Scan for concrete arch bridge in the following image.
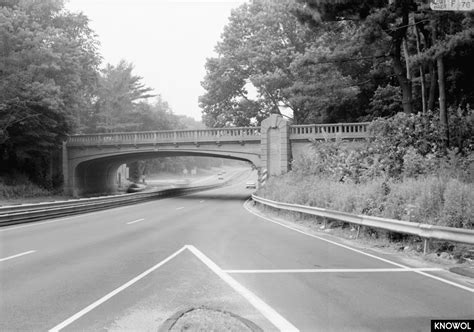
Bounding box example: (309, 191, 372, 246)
(63, 115, 370, 196)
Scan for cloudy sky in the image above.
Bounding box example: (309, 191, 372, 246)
(66, 0, 247, 120)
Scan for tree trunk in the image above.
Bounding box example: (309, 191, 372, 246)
(392, 7, 413, 114)
(427, 61, 437, 111)
(414, 25, 427, 114)
(419, 22, 436, 111)
(393, 40, 413, 114)
(403, 38, 412, 81)
(431, 15, 449, 148)
(437, 56, 449, 148)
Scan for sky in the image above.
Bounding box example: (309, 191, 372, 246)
(65, 0, 247, 121)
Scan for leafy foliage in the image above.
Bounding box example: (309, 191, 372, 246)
(292, 109, 473, 183)
(0, 0, 101, 186)
(199, 0, 362, 126)
(368, 84, 403, 117)
(87, 61, 155, 133)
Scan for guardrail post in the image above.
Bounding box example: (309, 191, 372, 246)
(356, 225, 361, 239)
(423, 238, 430, 254)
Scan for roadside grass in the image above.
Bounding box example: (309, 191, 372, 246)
(257, 173, 474, 262)
(258, 173, 473, 228)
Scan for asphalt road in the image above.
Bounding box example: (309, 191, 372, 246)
(1, 170, 473, 331)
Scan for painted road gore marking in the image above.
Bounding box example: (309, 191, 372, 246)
(48, 246, 188, 332)
(48, 245, 298, 332)
(186, 245, 299, 332)
(0, 250, 36, 262)
(244, 199, 474, 293)
(126, 218, 144, 225)
(224, 268, 444, 274)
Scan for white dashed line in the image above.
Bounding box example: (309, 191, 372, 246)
(126, 218, 144, 225)
(176, 207, 184, 210)
(199, 200, 205, 203)
(0, 250, 36, 262)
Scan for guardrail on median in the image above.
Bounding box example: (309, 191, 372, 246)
(0, 183, 226, 227)
(252, 194, 474, 252)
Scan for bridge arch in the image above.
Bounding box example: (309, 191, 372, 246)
(67, 148, 261, 196)
(63, 115, 370, 196)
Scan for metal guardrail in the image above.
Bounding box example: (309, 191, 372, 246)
(252, 195, 474, 248)
(0, 183, 226, 227)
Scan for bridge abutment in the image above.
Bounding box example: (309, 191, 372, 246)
(260, 114, 291, 176)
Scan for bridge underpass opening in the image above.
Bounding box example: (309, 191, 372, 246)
(70, 151, 259, 196)
(64, 115, 370, 196)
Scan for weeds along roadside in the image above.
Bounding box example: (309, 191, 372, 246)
(256, 111, 473, 263)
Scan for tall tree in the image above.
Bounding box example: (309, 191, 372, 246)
(0, 0, 100, 186)
(295, 0, 416, 114)
(200, 0, 320, 126)
(89, 60, 154, 133)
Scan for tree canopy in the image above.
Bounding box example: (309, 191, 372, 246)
(0, 0, 101, 186)
(0, 0, 198, 188)
(200, 0, 473, 133)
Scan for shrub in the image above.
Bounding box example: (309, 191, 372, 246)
(0, 176, 51, 199)
(442, 179, 474, 228)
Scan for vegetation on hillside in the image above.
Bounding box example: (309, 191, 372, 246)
(200, 0, 473, 137)
(258, 110, 473, 230)
(1, 0, 473, 198)
(0, 0, 206, 195)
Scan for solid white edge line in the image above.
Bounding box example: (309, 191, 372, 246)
(0, 250, 36, 262)
(224, 268, 444, 274)
(244, 199, 474, 293)
(126, 218, 144, 225)
(48, 246, 188, 332)
(186, 245, 299, 332)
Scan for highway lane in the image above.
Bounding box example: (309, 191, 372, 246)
(0, 171, 473, 331)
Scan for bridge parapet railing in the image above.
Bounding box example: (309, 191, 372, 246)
(67, 127, 262, 146)
(290, 122, 371, 140)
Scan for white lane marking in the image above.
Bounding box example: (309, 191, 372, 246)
(244, 199, 474, 293)
(224, 268, 443, 274)
(0, 250, 36, 262)
(48, 246, 187, 332)
(199, 200, 205, 203)
(186, 245, 299, 332)
(126, 218, 144, 225)
(176, 207, 184, 210)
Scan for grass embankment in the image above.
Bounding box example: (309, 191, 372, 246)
(259, 173, 473, 229)
(257, 173, 473, 262)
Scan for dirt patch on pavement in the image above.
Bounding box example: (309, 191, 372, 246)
(159, 307, 263, 332)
